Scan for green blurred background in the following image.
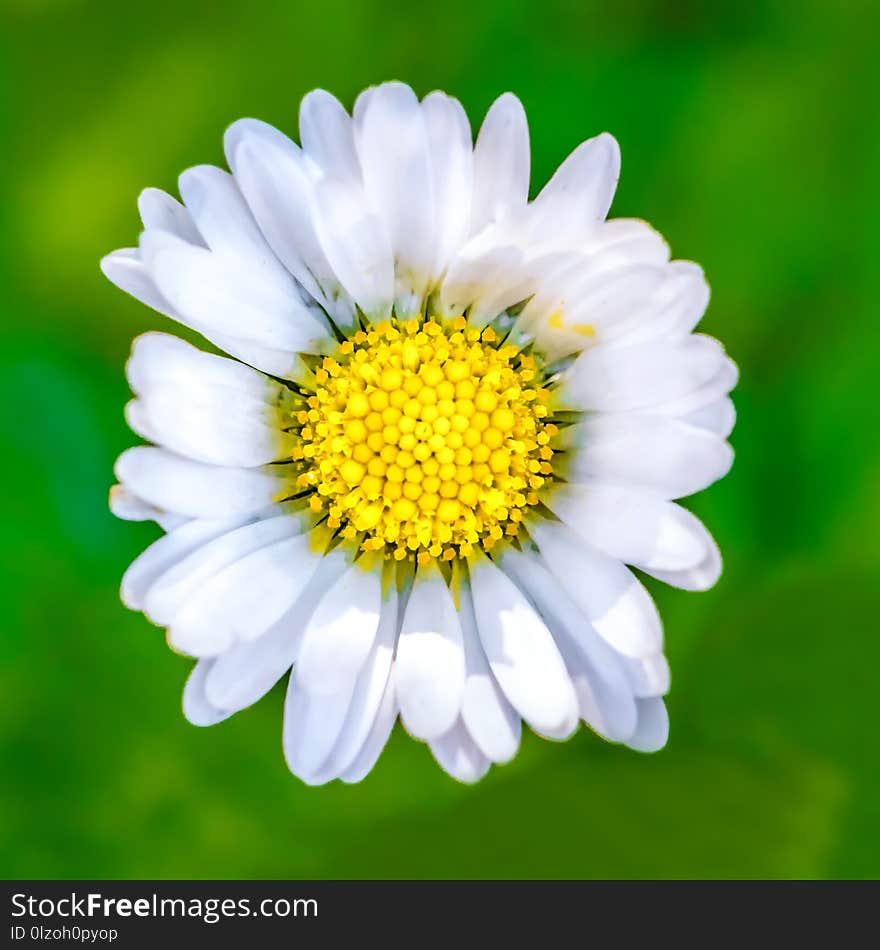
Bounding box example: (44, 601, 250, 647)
(2, 0, 878, 879)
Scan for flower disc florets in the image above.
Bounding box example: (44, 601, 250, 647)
(291, 316, 557, 562)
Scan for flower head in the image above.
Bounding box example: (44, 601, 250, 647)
(104, 82, 736, 784)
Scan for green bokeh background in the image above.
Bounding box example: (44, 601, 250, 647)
(2, 0, 878, 879)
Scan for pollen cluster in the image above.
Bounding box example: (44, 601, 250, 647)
(290, 317, 556, 562)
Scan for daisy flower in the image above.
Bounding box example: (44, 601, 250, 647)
(103, 82, 737, 784)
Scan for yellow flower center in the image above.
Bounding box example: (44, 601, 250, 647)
(290, 316, 557, 563)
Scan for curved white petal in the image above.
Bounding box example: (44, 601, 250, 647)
(101, 248, 176, 319)
(339, 668, 398, 784)
(126, 333, 299, 465)
(142, 507, 310, 626)
(437, 244, 526, 321)
(282, 571, 392, 785)
(226, 120, 357, 331)
(458, 579, 521, 763)
(167, 530, 325, 657)
(355, 82, 435, 310)
(618, 261, 710, 343)
(498, 547, 638, 742)
(110, 483, 180, 529)
(138, 188, 203, 244)
(130, 392, 292, 468)
(524, 132, 620, 242)
(471, 93, 529, 232)
(429, 720, 491, 784)
(204, 549, 349, 712)
(313, 590, 400, 781)
(621, 654, 671, 699)
(177, 165, 289, 284)
(139, 230, 330, 354)
(469, 553, 578, 740)
(115, 447, 291, 519)
(102, 250, 303, 377)
(530, 265, 668, 360)
(529, 521, 663, 659)
(395, 567, 465, 741)
(299, 89, 362, 185)
(626, 697, 669, 752)
(423, 91, 473, 276)
(121, 516, 245, 611)
(652, 357, 739, 418)
(682, 396, 736, 439)
(283, 671, 353, 783)
(557, 413, 734, 499)
(295, 563, 382, 696)
(312, 176, 394, 320)
(562, 335, 726, 412)
(645, 537, 723, 592)
(183, 660, 230, 726)
(127, 332, 273, 400)
(547, 483, 721, 590)
(582, 218, 670, 266)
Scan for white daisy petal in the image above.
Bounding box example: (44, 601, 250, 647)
(120, 516, 246, 611)
(621, 654, 671, 699)
(125, 333, 301, 459)
(429, 720, 491, 784)
(529, 521, 663, 659)
(295, 563, 383, 696)
(137, 188, 203, 244)
(498, 547, 638, 742)
(114, 447, 291, 519)
(283, 671, 353, 783)
(524, 132, 620, 241)
(299, 88, 362, 185)
(101, 251, 303, 378)
(395, 566, 465, 741)
(282, 573, 393, 785)
(529, 265, 669, 360)
(620, 261, 710, 343)
(423, 91, 473, 276)
(557, 413, 734, 499)
(554, 636, 635, 743)
(100, 249, 176, 319)
(582, 218, 670, 266)
(339, 668, 398, 784)
(626, 697, 670, 752)
(139, 229, 330, 354)
(469, 553, 578, 740)
(312, 176, 394, 320)
(167, 530, 325, 657)
(182, 660, 230, 727)
(561, 335, 726, 412)
(203, 550, 350, 712)
(645, 536, 723, 592)
(547, 483, 722, 589)
(355, 82, 435, 310)
(682, 396, 736, 439)
(652, 357, 739, 418)
(314, 590, 399, 781)
(127, 332, 274, 400)
(129, 392, 293, 468)
(458, 579, 521, 764)
(177, 165, 285, 277)
(142, 507, 311, 627)
(437, 244, 526, 321)
(471, 92, 529, 232)
(226, 120, 357, 331)
(109, 483, 178, 528)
